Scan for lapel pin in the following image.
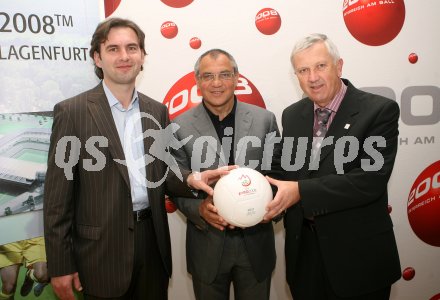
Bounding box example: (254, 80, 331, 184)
(344, 124, 351, 129)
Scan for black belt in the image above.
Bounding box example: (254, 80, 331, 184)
(303, 218, 316, 232)
(133, 207, 152, 222)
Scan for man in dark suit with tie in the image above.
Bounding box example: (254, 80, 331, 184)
(171, 49, 282, 300)
(43, 18, 230, 300)
(264, 33, 401, 299)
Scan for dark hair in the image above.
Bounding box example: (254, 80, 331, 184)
(89, 18, 146, 79)
(194, 48, 238, 77)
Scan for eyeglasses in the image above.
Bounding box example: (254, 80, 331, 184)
(198, 72, 235, 82)
(295, 63, 328, 77)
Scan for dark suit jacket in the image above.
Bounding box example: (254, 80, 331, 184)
(172, 101, 280, 284)
(282, 79, 401, 297)
(43, 83, 193, 297)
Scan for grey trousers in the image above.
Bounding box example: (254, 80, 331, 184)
(192, 229, 271, 300)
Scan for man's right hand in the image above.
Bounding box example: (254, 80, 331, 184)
(199, 196, 230, 231)
(51, 272, 82, 300)
(187, 165, 238, 196)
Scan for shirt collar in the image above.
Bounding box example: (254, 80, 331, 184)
(203, 96, 237, 122)
(313, 79, 347, 113)
(103, 81, 139, 110)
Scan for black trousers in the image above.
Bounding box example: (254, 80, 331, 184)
(289, 221, 391, 300)
(192, 229, 271, 300)
(84, 215, 168, 300)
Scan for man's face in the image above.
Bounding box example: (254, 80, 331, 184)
(196, 54, 238, 113)
(292, 41, 343, 107)
(94, 27, 145, 88)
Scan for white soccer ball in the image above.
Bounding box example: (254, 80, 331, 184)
(213, 167, 273, 228)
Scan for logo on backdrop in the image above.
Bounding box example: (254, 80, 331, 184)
(255, 8, 282, 35)
(162, 71, 266, 120)
(161, 21, 179, 39)
(407, 160, 440, 247)
(342, 0, 405, 46)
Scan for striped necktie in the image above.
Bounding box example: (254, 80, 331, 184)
(312, 108, 332, 161)
(314, 108, 331, 137)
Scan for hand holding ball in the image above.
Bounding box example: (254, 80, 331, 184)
(213, 168, 273, 228)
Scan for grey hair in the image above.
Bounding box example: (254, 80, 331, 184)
(194, 49, 238, 77)
(290, 33, 340, 65)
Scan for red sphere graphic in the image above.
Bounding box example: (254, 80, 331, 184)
(402, 267, 415, 281)
(430, 293, 440, 300)
(160, 0, 193, 8)
(165, 197, 177, 213)
(387, 204, 392, 214)
(189, 37, 202, 49)
(163, 72, 266, 120)
(104, 0, 121, 17)
(407, 160, 440, 247)
(161, 21, 178, 39)
(255, 8, 282, 35)
(408, 52, 418, 64)
(342, 0, 405, 46)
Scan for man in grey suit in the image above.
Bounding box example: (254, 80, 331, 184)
(43, 18, 230, 300)
(172, 49, 282, 300)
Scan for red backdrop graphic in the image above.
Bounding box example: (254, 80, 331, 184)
(407, 160, 440, 247)
(104, 0, 121, 17)
(402, 267, 415, 281)
(255, 8, 282, 35)
(165, 196, 177, 213)
(160, 0, 193, 8)
(161, 21, 179, 39)
(408, 52, 418, 64)
(430, 293, 440, 300)
(189, 37, 202, 49)
(343, 0, 405, 46)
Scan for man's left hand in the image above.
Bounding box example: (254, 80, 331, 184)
(263, 176, 300, 221)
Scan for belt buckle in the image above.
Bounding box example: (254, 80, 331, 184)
(135, 210, 142, 222)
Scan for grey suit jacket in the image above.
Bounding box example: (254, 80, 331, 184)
(172, 101, 281, 284)
(43, 83, 193, 297)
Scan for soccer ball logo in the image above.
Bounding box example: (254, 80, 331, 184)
(239, 174, 251, 187)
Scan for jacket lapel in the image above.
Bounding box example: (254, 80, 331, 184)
(319, 87, 359, 164)
(87, 84, 130, 188)
(234, 102, 253, 160)
(138, 95, 155, 186)
(299, 101, 315, 176)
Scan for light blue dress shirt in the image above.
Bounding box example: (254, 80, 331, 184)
(103, 82, 149, 211)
